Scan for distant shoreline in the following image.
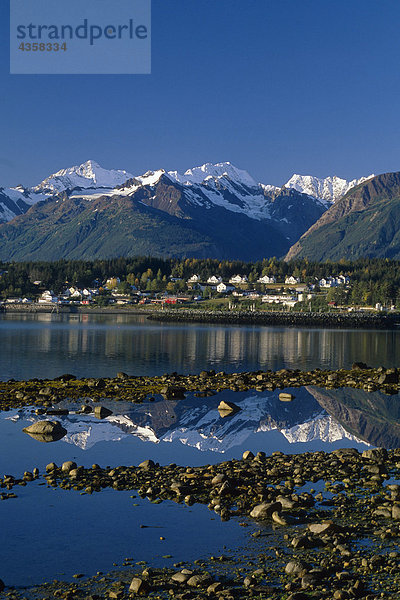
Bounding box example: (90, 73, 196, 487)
(147, 308, 400, 329)
(1, 304, 399, 329)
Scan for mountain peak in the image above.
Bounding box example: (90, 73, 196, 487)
(284, 173, 375, 204)
(168, 161, 257, 188)
(34, 160, 134, 193)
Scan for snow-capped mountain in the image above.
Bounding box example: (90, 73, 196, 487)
(0, 159, 379, 260)
(33, 159, 134, 193)
(0, 159, 371, 226)
(284, 173, 375, 204)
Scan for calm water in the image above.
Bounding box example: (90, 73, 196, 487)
(1, 313, 400, 591)
(0, 386, 378, 588)
(1, 313, 400, 380)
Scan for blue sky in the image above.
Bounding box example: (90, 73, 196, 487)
(2, 0, 400, 187)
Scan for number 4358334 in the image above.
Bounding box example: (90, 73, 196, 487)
(18, 42, 67, 51)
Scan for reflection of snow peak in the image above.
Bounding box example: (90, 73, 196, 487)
(277, 415, 365, 444)
(61, 415, 159, 449)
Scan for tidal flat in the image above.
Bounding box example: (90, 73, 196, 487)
(1, 368, 400, 599)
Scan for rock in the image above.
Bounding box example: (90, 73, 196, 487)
(46, 462, 57, 472)
(171, 573, 192, 583)
(211, 474, 226, 485)
(160, 385, 185, 399)
(116, 372, 129, 379)
(279, 392, 295, 402)
(61, 461, 77, 473)
(0, 579, 4, 592)
(128, 577, 149, 594)
(23, 420, 65, 435)
(54, 373, 76, 381)
(378, 369, 398, 384)
(242, 450, 255, 460)
(171, 572, 190, 583)
(362, 447, 388, 461)
(249, 501, 282, 519)
(139, 459, 155, 469)
(23, 420, 67, 442)
(352, 362, 369, 370)
(307, 521, 336, 535)
(285, 561, 309, 576)
(276, 495, 296, 509)
(94, 406, 113, 419)
(392, 504, 400, 520)
(272, 511, 288, 526)
(207, 581, 223, 593)
(217, 400, 240, 415)
(187, 573, 212, 587)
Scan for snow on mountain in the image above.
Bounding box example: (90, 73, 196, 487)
(284, 173, 375, 204)
(168, 161, 258, 188)
(0, 159, 375, 227)
(34, 159, 134, 193)
(0, 186, 47, 224)
(277, 415, 367, 445)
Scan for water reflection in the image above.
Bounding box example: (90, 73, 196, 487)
(307, 386, 400, 449)
(2, 313, 400, 380)
(8, 388, 367, 460)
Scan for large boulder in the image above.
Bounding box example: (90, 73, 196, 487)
(218, 400, 240, 417)
(249, 501, 282, 519)
(23, 420, 67, 442)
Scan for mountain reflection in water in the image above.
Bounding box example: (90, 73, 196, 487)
(10, 387, 380, 456)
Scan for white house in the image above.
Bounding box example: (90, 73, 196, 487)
(229, 274, 248, 284)
(285, 276, 301, 285)
(39, 290, 58, 304)
(207, 275, 222, 284)
(257, 275, 277, 284)
(217, 283, 235, 293)
(187, 274, 200, 283)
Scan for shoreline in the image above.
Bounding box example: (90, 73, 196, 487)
(1, 304, 400, 329)
(2, 370, 400, 598)
(147, 308, 400, 329)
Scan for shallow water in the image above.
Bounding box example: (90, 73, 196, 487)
(4, 382, 400, 588)
(1, 313, 400, 380)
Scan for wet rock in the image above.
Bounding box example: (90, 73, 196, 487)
(207, 581, 223, 593)
(272, 511, 289, 526)
(279, 392, 295, 402)
(160, 385, 185, 400)
(23, 420, 67, 442)
(139, 459, 155, 469)
(94, 406, 113, 419)
(285, 560, 309, 576)
(217, 400, 240, 416)
(61, 461, 77, 473)
(116, 372, 129, 380)
(128, 577, 149, 594)
(242, 450, 255, 460)
(378, 369, 398, 384)
(307, 521, 337, 535)
(171, 572, 190, 584)
(23, 420, 65, 435)
(362, 448, 388, 461)
(187, 573, 212, 587)
(392, 504, 400, 520)
(54, 373, 76, 382)
(249, 501, 282, 519)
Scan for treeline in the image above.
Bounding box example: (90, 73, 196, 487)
(1, 256, 400, 306)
